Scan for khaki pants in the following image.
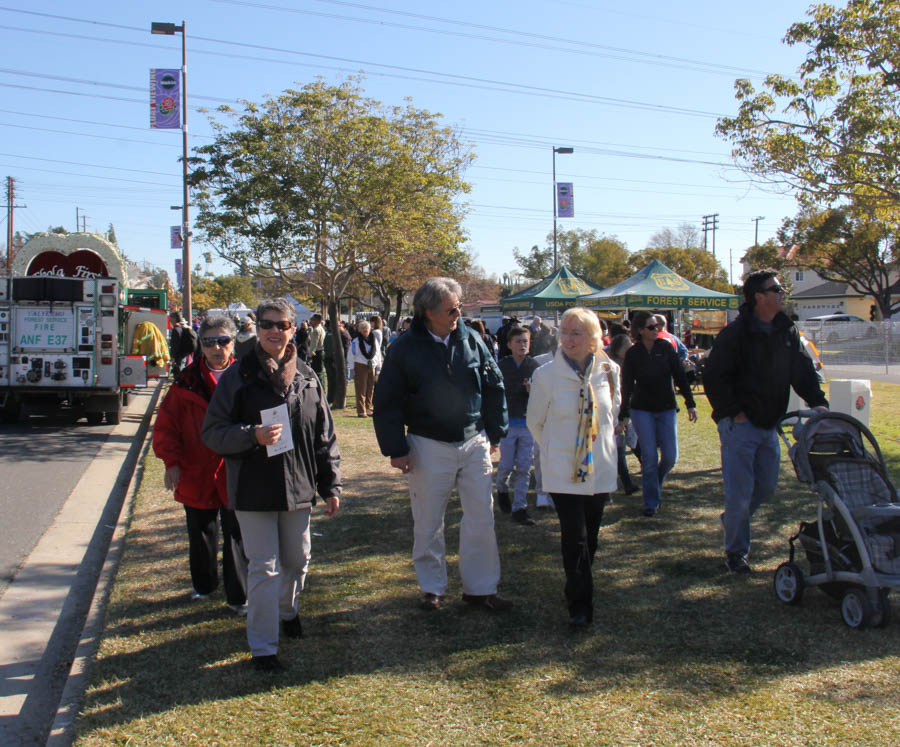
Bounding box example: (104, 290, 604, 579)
(354, 362, 375, 416)
(406, 432, 501, 597)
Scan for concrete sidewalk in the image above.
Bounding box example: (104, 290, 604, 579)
(0, 384, 162, 746)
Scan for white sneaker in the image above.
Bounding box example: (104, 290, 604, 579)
(190, 591, 209, 600)
(227, 603, 249, 616)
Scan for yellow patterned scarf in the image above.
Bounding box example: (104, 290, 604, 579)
(572, 351, 614, 482)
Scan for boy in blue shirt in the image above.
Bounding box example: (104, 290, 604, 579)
(496, 326, 541, 525)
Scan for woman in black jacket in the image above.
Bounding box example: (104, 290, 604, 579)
(619, 311, 697, 517)
(202, 298, 341, 673)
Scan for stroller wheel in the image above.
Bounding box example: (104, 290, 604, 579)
(840, 587, 872, 629)
(870, 589, 892, 629)
(774, 562, 804, 605)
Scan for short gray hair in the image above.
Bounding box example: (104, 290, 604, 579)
(412, 277, 462, 320)
(255, 298, 297, 326)
(199, 315, 237, 338)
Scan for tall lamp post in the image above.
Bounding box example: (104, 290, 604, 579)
(152, 20, 192, 322)
(552, 146, 574, 271)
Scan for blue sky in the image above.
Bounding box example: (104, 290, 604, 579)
(0, 0, 815, 286)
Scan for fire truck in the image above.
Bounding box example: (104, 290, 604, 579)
(0, 232, 168, 424)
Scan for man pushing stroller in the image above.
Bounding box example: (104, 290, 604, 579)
(704, 269, 828, 574)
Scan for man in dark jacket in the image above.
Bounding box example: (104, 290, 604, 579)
(704, 270, 827, 574)
(373, 277, 512, 612)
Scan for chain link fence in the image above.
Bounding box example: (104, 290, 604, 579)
(797, 321, 899, 371)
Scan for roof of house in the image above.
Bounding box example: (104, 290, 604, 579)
(791, 280, 858, 299)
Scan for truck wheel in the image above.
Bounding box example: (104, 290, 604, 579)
(0, 399, 21, 424)
(105, 408, 121, 425)
(86, 412, 104, 425)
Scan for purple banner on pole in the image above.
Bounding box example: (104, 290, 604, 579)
(150, 68, 181, 129)
(557, 182, 574, 218)
(170, 225, 183, 249)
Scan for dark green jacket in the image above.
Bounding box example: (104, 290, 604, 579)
(373, 318, 508, 458)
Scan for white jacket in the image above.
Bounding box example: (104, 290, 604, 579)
(526, 350, 620, 495)
(348, 334, 382, 369)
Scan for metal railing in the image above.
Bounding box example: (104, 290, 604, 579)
(797, 321, 899, 371)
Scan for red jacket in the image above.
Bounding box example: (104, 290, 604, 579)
(153, 357, 234, 509)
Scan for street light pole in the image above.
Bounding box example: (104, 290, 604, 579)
(152, 20, 191, 323)
(552, 146, 574, 271)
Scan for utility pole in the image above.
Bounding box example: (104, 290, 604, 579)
(752, 216, 765, 246)
(701, 213, 719, 253)
(6, 177, 25, 273)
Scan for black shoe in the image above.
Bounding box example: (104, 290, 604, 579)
(281, 615, 304, 638)
(496, 491, 512, 514)
(641, 507, 657, 517)
(623, 483, 639, 495)
(461, 593, 513, 612)
(725, 553, 752, 575)
(512, 508, 535, 526)
(569, 614, 591, 629)
(419, 592, 443, 611)
(252, 654, 286, 672)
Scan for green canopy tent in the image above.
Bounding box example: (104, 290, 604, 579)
(500, 266, 604, 313)
(578, 259, 739, 312)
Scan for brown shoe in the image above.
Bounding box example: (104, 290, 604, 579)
(461, 593, 513, 612)
(419, 592, 442, 610)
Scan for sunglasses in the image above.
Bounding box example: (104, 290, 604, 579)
(644, 324, 658, 331)
(762, 284, 785, 294)
(200, 336, 233, 348)
(258, 319, 293, 331)
(445, 305, 462, 317)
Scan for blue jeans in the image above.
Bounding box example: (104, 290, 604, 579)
(496, 425, 534, 511)
(630, 409, 678, 511)
(717, 417, 780, 558)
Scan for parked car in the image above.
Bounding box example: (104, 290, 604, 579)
(803, 314, 876, 343)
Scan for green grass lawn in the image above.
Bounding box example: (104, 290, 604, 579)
(74, 381, 900, 745)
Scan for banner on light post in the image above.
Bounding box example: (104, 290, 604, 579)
(557, 182, 574, 218)
(150, 69, 181, 129)
(175, 259, 183, 287)
(170, 226, 183, 249)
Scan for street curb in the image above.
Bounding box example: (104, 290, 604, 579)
(46, 381, 165, 746)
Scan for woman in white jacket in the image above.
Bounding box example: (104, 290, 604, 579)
(526, 307, 621, 629)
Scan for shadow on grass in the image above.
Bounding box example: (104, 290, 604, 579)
(77, 424, 900, 734)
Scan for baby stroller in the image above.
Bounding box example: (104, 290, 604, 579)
(773, 410, 900, 629)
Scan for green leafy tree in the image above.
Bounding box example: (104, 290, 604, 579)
(190, 78, 471, 408)
(513, 244, 553, 281)
(557, 229, 631, 289)
(629, 247, 732, 292)
(716, 0, 900, 219)
(192, 274, 259, 312)
(106, 223, 118, 245)
(779, 205, 900, 318)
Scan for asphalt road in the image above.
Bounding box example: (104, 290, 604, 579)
(0, 416, 116, 599)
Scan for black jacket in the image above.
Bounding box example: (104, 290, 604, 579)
(498, 355, 540, 420)
(201, 351, 341, 511)
(373, 318, 508, 458)
(703, 305, 827, 429)
(620, 339, 695, 419)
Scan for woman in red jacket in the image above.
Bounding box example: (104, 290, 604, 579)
(153, 315, 247, 611)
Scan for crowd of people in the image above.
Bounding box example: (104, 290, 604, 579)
(153, 268, 828, 670)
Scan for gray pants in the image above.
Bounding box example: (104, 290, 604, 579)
(235, 509, 311, 657)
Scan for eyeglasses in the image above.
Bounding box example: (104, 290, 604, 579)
(200, 336, 233, 348)
(444, 305, 462, 317)
(258, 319, 293, 331)
(643, 324, 658, 331)
(762, 284, 785, 295)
